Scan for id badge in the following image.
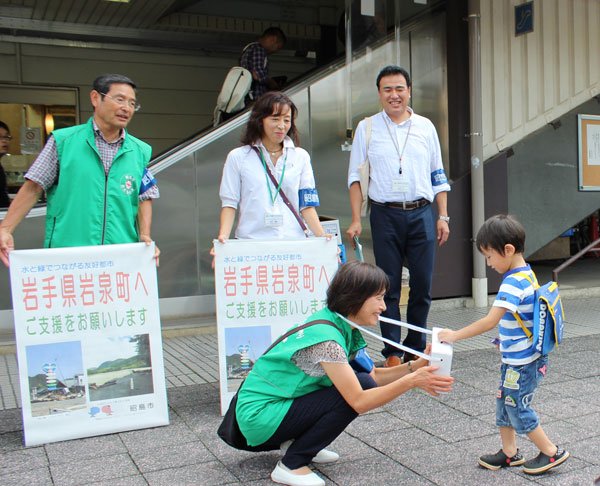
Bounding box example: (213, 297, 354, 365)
(264, 211, 283, 227)
(392, 176, 410, 193)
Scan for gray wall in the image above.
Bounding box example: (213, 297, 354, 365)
(507, 98, 600, 255)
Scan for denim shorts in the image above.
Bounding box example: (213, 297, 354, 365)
(495, 355, 548, 434)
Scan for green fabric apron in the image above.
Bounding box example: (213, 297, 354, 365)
(236, 308, 366, 446)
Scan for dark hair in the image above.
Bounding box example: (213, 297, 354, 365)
(0, 121, 9, 133)
(261, 26, 287, 45)
(376, 65, 411, 89)
(93, 74, 137, 95)
(476, 214, 526, 255)
(241, 91, 299, 146)
(327, 261, 389, 316)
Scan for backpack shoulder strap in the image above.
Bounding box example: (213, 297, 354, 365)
(511, 271, 539, 339)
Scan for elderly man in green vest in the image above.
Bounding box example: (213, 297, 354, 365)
(0, 74, 160, 267)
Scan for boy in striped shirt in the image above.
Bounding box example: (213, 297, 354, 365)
(438, 214, 569, 475)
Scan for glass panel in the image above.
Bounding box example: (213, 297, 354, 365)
(0, 100, 77, 207)
(150, 9, 448, 307)
(0, 87, 79, 208)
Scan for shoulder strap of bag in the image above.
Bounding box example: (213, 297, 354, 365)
(251, 146, 309, 237)
(239, 43, 254, 65)
(365, 116, 372, 152)
(262, 319, 338, 356)
(359, 116, 372, 218)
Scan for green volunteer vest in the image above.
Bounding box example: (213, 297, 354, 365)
(44, 118, 151, 248)
(236, 308, 367, 446)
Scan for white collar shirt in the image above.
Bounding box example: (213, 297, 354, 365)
(219, 137, 318, 239)
(347, 109, 450, 203)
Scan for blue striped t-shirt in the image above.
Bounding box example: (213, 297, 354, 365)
(493, 265, 540, 365)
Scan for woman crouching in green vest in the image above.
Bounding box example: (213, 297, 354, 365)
(234, 261, 455, 486)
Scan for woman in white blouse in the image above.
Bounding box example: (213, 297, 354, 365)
(217, 92, 327, 241)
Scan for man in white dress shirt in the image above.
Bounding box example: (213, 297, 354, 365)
(346, 65, 451, 367)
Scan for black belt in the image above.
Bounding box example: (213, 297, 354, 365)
(369, 198, 430, 210)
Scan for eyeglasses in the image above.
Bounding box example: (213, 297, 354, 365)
(0, 135, 12, 141)
(100, 92, 141, 112)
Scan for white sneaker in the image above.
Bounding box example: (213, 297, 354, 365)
(311, 448, 339, 464)
(280, 440, 340, 464)
(271, 461, 325, 486)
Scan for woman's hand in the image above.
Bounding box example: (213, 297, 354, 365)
(409, 365, 454, 397)
(210, 235, 228, 269)
(413, 343, 432, 370)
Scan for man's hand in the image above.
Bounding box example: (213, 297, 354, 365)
(0, 228, 14, 267)
(436, 219, 449, 246)
(139, 234, 160, 267)
(346, 221, 362, 248)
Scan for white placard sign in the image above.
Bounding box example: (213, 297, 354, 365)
(9, 243, 169, 446)
(214, 238, 339, 414)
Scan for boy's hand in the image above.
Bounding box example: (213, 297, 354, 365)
(437, 329, 458, 344)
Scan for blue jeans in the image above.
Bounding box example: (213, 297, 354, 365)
(496, 355, 548, 434)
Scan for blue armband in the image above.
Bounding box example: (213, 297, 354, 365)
(349, 348, 374, 373)
(430, 169, 448, 186)
(140, 168, 157, 194)
(298, 188, 320, 207)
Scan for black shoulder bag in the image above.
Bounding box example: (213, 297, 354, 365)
(217, 319, 337, 451)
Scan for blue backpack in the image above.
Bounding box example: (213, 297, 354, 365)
(513, 272, 565, 355)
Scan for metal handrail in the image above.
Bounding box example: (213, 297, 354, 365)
(552, 237, 600, 282)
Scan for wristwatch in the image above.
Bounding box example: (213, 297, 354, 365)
(439, 215, 450, 223)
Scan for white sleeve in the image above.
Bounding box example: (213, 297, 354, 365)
(298, 148, 317, 190)
(219, 150, 241, 208)
(428, 121, 450, 195)
(347, 119, 367, 188)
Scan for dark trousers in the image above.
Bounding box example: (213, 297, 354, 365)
(259, 372, 377, 469)
(370, 203, 436, 358)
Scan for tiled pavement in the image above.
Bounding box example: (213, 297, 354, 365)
(1, 291, 599, 485)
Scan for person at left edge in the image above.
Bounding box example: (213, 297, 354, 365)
(0, 74, 160, 267)
(0, 121, 12, 208)
(216, 91, 327, 242)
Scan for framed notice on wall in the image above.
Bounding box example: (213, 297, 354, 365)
(578, 114, 600, 191)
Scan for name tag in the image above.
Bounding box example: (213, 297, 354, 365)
(264, 212, 284, 227)
(392, 176, 409, 193)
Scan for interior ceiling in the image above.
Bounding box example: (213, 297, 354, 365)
(0, 0, 334, 52)
(0, 0, 434, 53)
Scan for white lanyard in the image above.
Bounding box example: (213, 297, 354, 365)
(384, 117, 412, 175)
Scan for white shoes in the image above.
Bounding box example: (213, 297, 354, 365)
(311, 448, 340, 464)
(280, 440, 340, 464)
(271, 461, 325, 486)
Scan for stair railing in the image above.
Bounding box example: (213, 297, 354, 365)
(552, 237, 600, 283)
